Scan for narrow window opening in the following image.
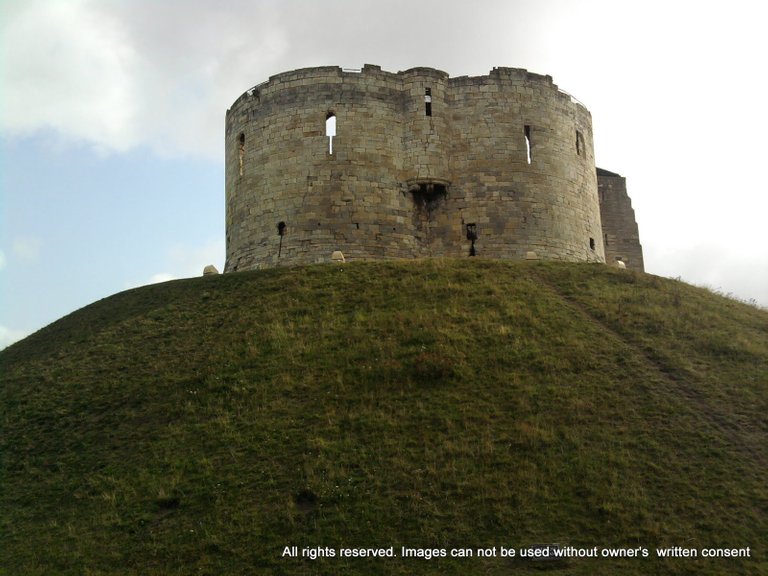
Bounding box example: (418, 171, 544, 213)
(238, 133, 245, 176)
(524, 125, 532, 164)
(589, 237, 595, 251)
(277, 221, 287, 257)
(576, 129, 585, 156)
(424, 88, 432, 117)
(325, 112, 336, 155)
(466, 223, 478, 256)
(604, 233, 609, 246)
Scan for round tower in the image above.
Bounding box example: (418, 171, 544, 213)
(224, 65, 604, 271)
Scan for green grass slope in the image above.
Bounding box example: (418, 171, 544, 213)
(1, 260, 767, 575)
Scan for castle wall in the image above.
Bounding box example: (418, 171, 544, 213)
(597, 168, 645, 272)
(225, 65, 606, 271)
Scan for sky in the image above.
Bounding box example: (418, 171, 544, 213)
(1, 0, 767, 349)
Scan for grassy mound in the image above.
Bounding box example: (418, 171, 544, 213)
(1, 260, 766, 575)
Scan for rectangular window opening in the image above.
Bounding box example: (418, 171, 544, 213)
(238, 133, 245, 177)
(466, 223, 477, 256)
(425, 88, 432, 117)
(325, 112, 336, 155)
(524, 125, 532, 164)
(576, 129, 584, 156)
(589, 237, 595, 251)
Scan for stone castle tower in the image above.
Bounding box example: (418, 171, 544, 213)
(225, 65, 643, 272)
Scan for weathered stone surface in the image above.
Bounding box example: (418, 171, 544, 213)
(224, 65, 642, 272)
(597, 168, 644, 272)
(331, 251, 345, 262)
(203, 265, 219, 276)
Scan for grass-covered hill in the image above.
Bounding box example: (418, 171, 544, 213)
(1, 260, 767, 575)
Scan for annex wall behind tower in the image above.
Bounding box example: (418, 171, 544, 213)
(225, 65, 611, 271)
(597, 168, 645, 272)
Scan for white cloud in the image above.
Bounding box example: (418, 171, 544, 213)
(0, 0, 140, 152)
(0, 0, 287, 158)
(12, 236, 43, 262)
(0, 325, 29, 350)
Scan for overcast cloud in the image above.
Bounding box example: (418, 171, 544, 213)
(1, 0, 766, 348)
